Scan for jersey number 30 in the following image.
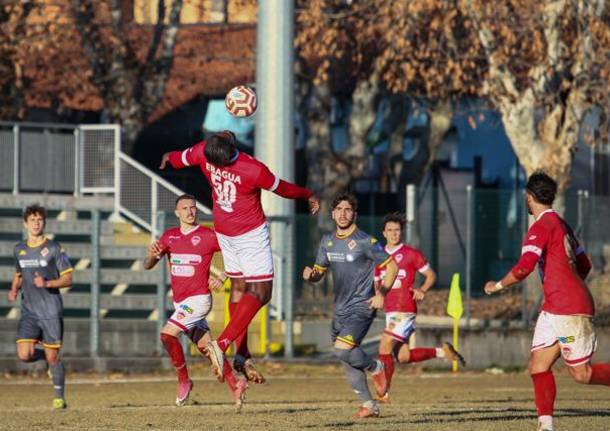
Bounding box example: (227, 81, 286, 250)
(212, 174, 237, 212)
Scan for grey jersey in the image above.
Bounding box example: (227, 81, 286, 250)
(14, 239, 73, 318)
(314, 227, 391, 315)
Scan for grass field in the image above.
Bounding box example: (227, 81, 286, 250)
(1, 364, 609, 430)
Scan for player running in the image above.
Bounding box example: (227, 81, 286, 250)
(159, 131, 319, 384)
(7, 204, 73, 409)
(374, 212, 465, 403)
(303, 192, 398, 418)
(143, 194, 247, 409)
(484, 172, 610, 431)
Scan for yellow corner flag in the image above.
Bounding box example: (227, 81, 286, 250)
(447, 273, 463, 372)
(447, 273, 463, 319)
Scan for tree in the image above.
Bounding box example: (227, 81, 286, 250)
(295, 0, 483, 212)
(464, 0, 610, 192)
(0, 0, 257, 154)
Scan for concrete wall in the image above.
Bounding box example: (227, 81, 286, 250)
(2, 318, 609, 371)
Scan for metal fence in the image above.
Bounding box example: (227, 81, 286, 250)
(0, 122, 118, 195)
(293, 187, 610, 325)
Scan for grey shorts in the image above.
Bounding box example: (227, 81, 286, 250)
(16, 313, 63, 348)
(331, 307, 376, 347)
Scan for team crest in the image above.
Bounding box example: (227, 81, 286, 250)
(191, 236, 201, 246)
(347, 240, 357, 250)
(41, 248, 49, 257)
(395, 253, 403, 263)
(176, 312, 186, 320)
(18, 250, 26, 256)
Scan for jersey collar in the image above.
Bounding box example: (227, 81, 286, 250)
(385, 243, 403, 255)
(335, 224, 357, 239)
(180, 225, 200, 236)
(535, 208, 556, 221)
(26, 236, 48, 248)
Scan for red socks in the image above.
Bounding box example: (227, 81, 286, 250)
(229, 301, 251, 359)
(407, 348, 437, 363)
(590, 363, 610, 386)
(531, 370, 556, 416)
(217, 294, 263, 353)
(379, 354, 395, 390)
(161, 333, 189, 383)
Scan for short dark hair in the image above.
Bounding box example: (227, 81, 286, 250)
(331, 192, 358, 212)
(23, 204, 47, 222)
(526, 171, 557, 205)
(204, 131, 238, 166)
(383, 212, 406, 231)
(175, 194, 196, 207)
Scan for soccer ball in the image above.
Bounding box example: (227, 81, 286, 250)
(225, 85, 257, 117)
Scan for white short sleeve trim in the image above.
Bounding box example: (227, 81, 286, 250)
(522, 245, 542, 256)
(268, 175, 280, 192)
(417, 263, 430, 274)
(181, 149, 191, 166)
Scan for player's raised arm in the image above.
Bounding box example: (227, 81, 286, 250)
(256, 164, 320, 215)
(160, 141, 206, 170)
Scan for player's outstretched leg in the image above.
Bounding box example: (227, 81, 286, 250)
(212, 282, 272, 380)
(43, 347, 66, 410)
(335, 346, 385, 418)
(229, 295, 266, 384)
(160, 333, 193, 406)
(395, 342, 465, 366)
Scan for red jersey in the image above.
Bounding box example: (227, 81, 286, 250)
(168, 141, 313, 237)
(158, 225, 220, 302)
(511, 209, 594, 316)
(374, 244, 429, 313)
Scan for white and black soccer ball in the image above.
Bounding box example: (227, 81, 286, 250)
(225, 85, 257, 118)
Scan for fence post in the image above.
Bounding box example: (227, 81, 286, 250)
(465, 185, 473, 327)
(90, 209, 101, 358)
(156, 211, 167, 355)
(405, 184, 416, 245)
(73, 128, 80, 197)
(284, 218, 294, 359)
(12, 125, 19, 195)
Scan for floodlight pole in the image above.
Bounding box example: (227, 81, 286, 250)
(256, 0, 295, 359)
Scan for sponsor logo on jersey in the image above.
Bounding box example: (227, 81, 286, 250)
(347, 239, 357, 250)
(171, 265, 195, 277)
(191, 236, 201, 246)
(327, 252, 346, 262)
(180, 304, 194, 314)
(18, 250, 26, 256)
(170, 254, 202, 265)
(19, 259, 40, 268)
(41, 248, 49, 257)
(557, 335, 575, 344)
(327, 240, 333, 247)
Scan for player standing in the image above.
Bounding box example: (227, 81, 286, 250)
(303, 193, 398, 418)
(159, 131, 319, 383)
(7, 204, 73, 409)
(143, 194, 247, 409)
(484, 172, 610, 431)
(374, 212, 465, 403)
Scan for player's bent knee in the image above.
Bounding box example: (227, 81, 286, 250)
(568, 366, 591, 384)
(334, 347, 353, 363)
(17, 351, 32, 362)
